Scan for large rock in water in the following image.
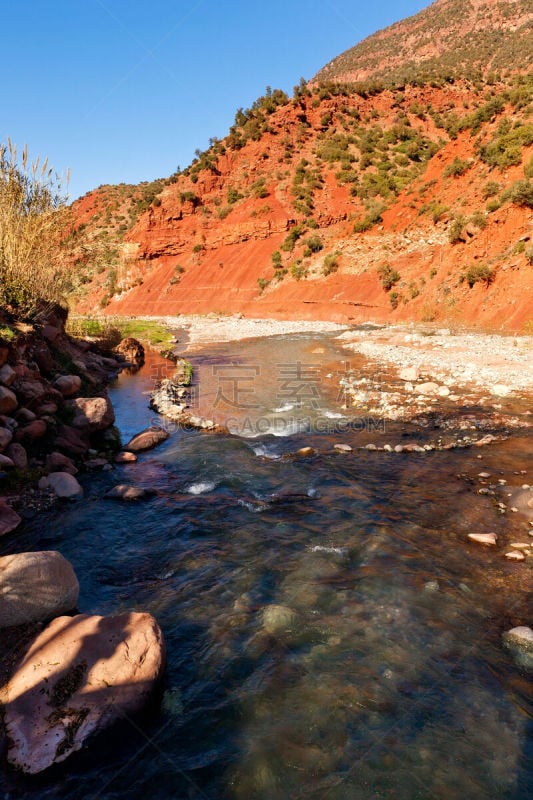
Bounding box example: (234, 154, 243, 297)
(0, 551, 79, 626)
(503, 626, 533, 672)
(5, 611, 166, 773)
(67, 396, 115, 432)
(124, 426, 169, 452)
(114, 337, 145, 369)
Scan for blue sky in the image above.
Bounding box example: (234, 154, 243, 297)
(1, 1, 429, 199)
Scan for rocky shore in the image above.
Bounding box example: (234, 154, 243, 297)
(0, 310, 166, 774)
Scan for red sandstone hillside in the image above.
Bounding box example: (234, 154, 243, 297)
(69, 0, 533, 332)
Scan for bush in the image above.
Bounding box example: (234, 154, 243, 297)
(227, 186, 244, 204)
(502, 180, 533, 208)
(448, 216, 466, 244)
(482, 180, 500, 199)
(290, 261, 307, 281)
(271, 250, 282, 268)
(443, 157, 470, 178)
(389, 291, 401, 309)
(0, 140, 72, 318)
(322, 252, 340, 276)
(257, 277, 270, 293)
(377, 263, 400, 291)
(305, 235, 323, 253)
(464, 264, 494, 288)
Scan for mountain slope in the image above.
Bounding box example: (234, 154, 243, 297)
(68, 4, 533, 332)
(315, 0, 533, 86)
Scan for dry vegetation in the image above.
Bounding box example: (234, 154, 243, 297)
(0, 140, 72, 319)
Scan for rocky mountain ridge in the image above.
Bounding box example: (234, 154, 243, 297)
(68, 2, 533, 332)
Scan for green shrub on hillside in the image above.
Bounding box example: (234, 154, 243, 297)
(463, 263, 494, 288)
(377, 263, 400, 291)
(443, 157, 471, 178)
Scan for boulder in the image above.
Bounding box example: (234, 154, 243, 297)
(0, 551, 79, 626)
(0, 386, 17, 415)
(262, 604, 299, 636)
(399, 366, 420, 382)
(114, 337, 145, 369)
(0, 363, 16, 386)
(5, 611, 165, 773)
(14, 419, 47, 442)
(54, 424, 90, 456)
(45, 451, 78, 475)
(105, 484, 152, 500)
(53, 375, 82, 397)
(124, 426, 169, 453)
(0, 427, 13, 452)
(67, 396, 115, 432)
(0, 501, 21, 536)
(41, 472, 83, 499)
(15, 407, 36, 423)
(0, 454, 14, 468)
(14, 378, 52, 406)
(115, 451, 137, 463)
(6, 443, 28, 469)
(503, 626, 533, 672)
(416, 382, 440, 396)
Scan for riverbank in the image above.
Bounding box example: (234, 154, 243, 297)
(150, 315, 348, 349)
(338, 324, 533, 396)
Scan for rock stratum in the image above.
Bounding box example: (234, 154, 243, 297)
(69, 0, 533, 332)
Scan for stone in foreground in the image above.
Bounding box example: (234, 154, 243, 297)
(0, 551, 79, 627)
(124, 426, 169, 452)
(5, 611, 165, 773)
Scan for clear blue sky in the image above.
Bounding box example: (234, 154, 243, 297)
(1, 0, 429, 199)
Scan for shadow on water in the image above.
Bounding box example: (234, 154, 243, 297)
(0, 333, 531, 798)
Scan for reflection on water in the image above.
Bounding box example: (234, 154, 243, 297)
(0, 333, 531, 799)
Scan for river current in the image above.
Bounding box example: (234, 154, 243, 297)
(1, 332, 532, 799)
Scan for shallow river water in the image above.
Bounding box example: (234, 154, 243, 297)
(1, 332, 532, 799)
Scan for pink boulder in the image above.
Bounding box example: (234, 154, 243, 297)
(5, 612, 165, 773)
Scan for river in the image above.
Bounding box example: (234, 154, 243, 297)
(1, 331, 532, 799)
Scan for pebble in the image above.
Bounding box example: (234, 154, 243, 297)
(296, 447, 316, 458)
(468, 533, 497, 546)
(334, 444, 352, 453)
(505, 551, 525, 561)
(510, 543, 531, 550)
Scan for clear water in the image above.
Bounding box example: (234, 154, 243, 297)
(1, 333, 531, 800)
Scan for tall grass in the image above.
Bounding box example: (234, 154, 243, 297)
(0, 139, 72, 319)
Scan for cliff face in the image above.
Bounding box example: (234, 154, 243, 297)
(69, 2, 533, 332)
